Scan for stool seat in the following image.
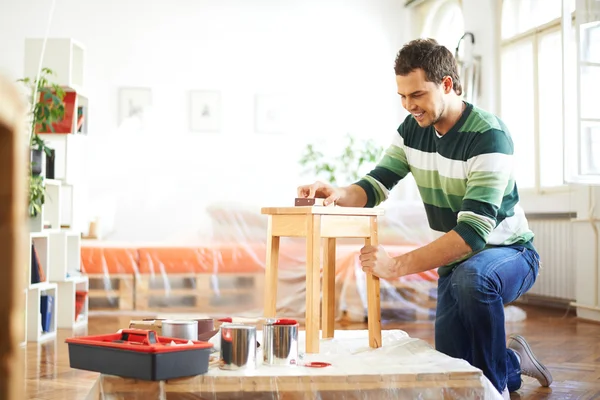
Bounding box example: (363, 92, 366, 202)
(261, 205, 384, 354)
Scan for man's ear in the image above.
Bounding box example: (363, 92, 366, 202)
(442, 76, 453, 94)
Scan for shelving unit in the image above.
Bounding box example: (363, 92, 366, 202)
(27, 282, 58, 342)
(24, 38, 85, 93)
(29, 179, 61, 233)
(24, 37, 89, 342)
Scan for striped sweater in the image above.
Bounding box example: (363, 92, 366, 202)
(355, 102, 535, 276)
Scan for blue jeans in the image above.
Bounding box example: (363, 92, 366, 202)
(435, 244, 540, 394)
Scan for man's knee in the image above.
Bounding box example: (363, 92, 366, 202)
(450, 263, 496, 303)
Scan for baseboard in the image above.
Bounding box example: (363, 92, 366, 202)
(513, 293, 574, 310)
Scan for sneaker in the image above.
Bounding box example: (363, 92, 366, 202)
(507, 334, 553, 387)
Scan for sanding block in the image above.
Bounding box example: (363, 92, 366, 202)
(295, 198, 333, 206)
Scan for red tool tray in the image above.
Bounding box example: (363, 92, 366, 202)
(65, 328, 213, 381)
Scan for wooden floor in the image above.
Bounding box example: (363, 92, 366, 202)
(23, 304, 600, 400)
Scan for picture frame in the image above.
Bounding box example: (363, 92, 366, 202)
(255, 93, 288, 134)
(189, 90, 221, 132)
(118, 87, 152, 125)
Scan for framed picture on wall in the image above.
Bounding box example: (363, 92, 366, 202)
(189, 90, 221, 132)
(255, 93, 288, 134)
(118, 87, 152, 125)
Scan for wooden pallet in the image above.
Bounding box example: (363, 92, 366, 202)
(135, 273, 265, 313)
(86, 274, 135, 310)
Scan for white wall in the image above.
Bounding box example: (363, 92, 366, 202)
(0, 0, 410, 242)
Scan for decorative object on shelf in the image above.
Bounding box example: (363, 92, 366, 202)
(18, 67, 66, 217)
(189, 90, 221, 132)
(298, 133, 384, 186)
(118, 87, 152, 125)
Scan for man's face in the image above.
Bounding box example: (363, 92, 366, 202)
(396, 68, 447, 128)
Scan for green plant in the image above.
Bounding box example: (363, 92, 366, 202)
(29, 175, 45, 218)
(18, 68, 66, 217)
(298, 134, 385, 186)
(19, 67, 66, 151)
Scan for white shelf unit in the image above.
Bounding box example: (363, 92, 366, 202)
(24, 38, 85, 93)
(38, 134, 86, 185)
(29, 179, 61, 233)
(57, 276, 89, 329)
(25, 37, 89, 341)
(29, 232, 50, 287)
(27, 282, 58, 342)
(38, 134, 87, 233)
(47, 230, 89, 329)
(48, 231, 82, 281)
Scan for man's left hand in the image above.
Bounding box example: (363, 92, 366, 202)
(359, 245, 401, 280)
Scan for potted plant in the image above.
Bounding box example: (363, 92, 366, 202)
(18, 68, 66, 217)
(298, 133, 384, 186)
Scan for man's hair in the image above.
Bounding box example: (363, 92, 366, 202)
(394, 38, 463, 96)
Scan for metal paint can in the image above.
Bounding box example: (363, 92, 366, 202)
(196, 318, 215, 335)
(161, 319, 198, 341)
(262, 320, 299, 366)
(219, 324, 257, 370)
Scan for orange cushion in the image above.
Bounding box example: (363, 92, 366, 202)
(80, 246, 139, 274)
(137, 244, 266, 274)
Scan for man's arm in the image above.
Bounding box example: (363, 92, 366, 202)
(396, 231, 473, 276)
(392, 129, 514, 275)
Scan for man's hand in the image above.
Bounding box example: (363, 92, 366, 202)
(296, 181, 342, 206)
(359, 245, 403, 280)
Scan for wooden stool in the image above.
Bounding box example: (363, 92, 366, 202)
(261, 205, 384, 354)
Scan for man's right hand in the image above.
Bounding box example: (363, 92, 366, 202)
(296, 181, 343, 207)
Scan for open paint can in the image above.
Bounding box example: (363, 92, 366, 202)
(219, 324, 257, 370)
(262, 319, 299, 366)
(161, 319, 198, 341)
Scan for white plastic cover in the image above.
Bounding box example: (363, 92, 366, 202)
(82, 197, 438, 324)
(86, 329, 502, 399)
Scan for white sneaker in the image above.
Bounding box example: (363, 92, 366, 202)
(507, 334, 553, 387)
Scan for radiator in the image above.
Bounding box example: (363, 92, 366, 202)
(527, 217, 575, 301)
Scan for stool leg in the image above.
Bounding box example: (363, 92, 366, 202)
(366, 216, 382, 348)
(264, 217, 280, 318)
(322, 238, 336, 339)
(305, 215, 321, 354)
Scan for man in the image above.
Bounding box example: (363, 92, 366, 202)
(297, 38, 552, 399)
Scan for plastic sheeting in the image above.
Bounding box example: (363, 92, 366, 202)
(82, 198, 439, 323)
(86, 329, 502, 399)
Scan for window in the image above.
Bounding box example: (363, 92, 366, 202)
(500, 0, 577, 191)
(421, 0, 465, 52)
(564, 0, 600, 183)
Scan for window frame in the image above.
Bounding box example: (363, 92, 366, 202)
(563, 0, 600, 185)
(500, 1, 576, 195)
(421, 0, 464, 50)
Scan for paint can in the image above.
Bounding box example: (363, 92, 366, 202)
(196, 318, 215, 335)
(160, 319, 198, 341)
(219, 324, 256, 370)
(262, 319, 299, 366)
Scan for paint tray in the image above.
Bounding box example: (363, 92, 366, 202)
(65, 328, 213, 381)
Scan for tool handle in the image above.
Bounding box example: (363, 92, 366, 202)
(119, 328, 158, 344)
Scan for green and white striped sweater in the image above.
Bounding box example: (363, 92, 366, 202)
(355, 102, 535, 276)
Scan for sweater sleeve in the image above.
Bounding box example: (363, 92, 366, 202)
(453, 129, 514, 251)
(353, 125, 411, 208)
